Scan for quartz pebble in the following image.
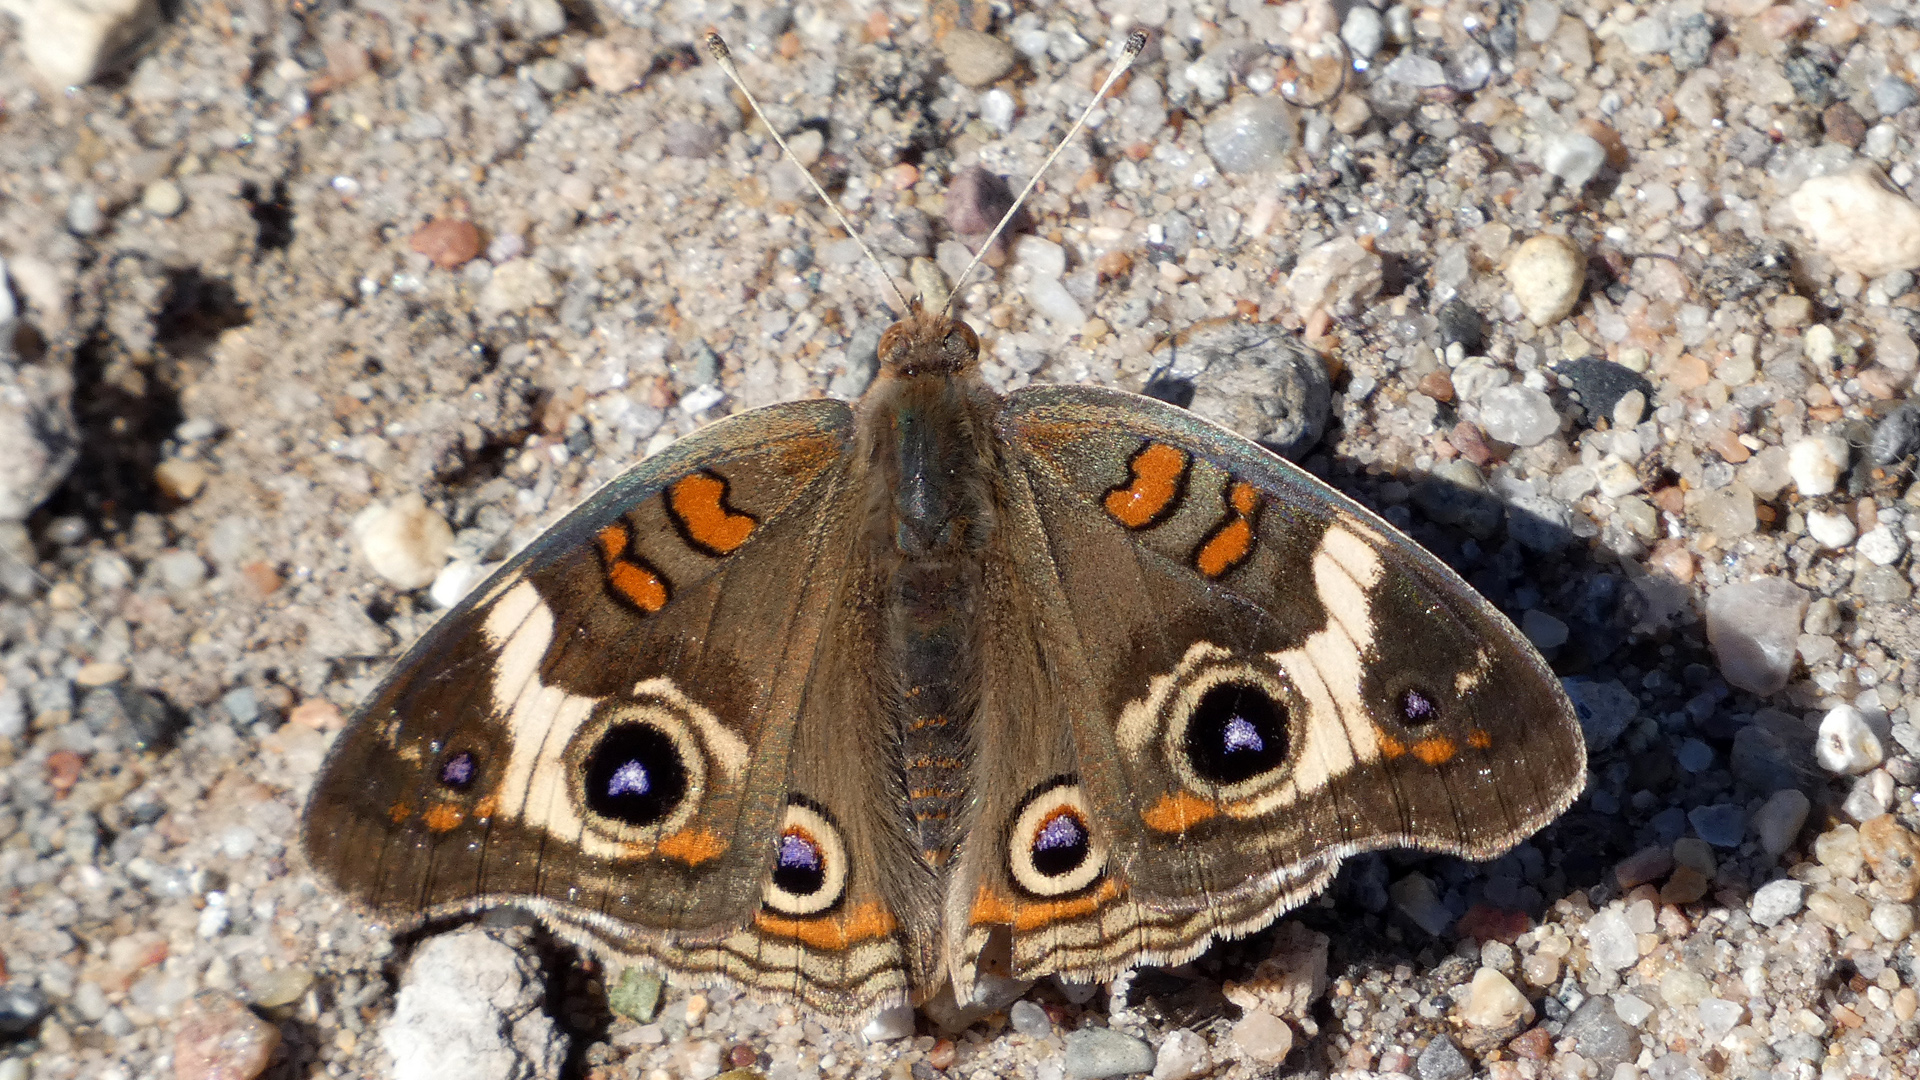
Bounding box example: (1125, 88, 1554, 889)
(1872, 902, 1916, 941)
(1703, 577, 1809, 694)
(353, 493, 455, 590)
(1286, 237, 1383, 319)
(1751, 788, 1811, 860)
(1340, 6, 1385, 58)
(1460, 968, 1534, 1030)
(141, 178, 184, 217)
(1857, 525, 1905, 565)
(1506, 234, 1585, 325)
(480, 258, 558, 315)
(1063, 1027, 1156, 1079)
(1805, 509, 1856, 549)
(1150, 1028, 1211, 1080)
(381, 930, 567, 1080)
(1477, 385, 1560, 446)
(1229, 1009, 1293, 1065)
(1585, 907, 1639, 971)
(1788, 167, 1920, 278)
(7, 0, 161, 85)
(1816, 705, 1885, 775)
(1749, 879, 1807, 927)
(1787, 435, 1849, 495)
(1541, 130, 1607, 189)
(1201, 95, 1299, 175)
(174, 990, 281, 1080)
(1006, 999, 1050, 1037)
(1859, 814, 1920, 901)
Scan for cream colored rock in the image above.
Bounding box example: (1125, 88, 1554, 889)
(1506, 234, 1585, 325)
(1788, 167, 1920, 278)
(353, 494, 454, 590)
(1, 0, 161, 86)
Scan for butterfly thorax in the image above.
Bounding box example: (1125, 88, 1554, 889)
(857, 310, 1003, 867)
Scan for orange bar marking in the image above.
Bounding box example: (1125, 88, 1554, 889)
(388, 801, 414, 824)
(1466, 728, 1492, 750)
(754, 900, 900, 949)
(1376, 732, 1407, 759)
(669, 472, 756, 555)
(1194, 482, 1261, 578)
(472, 794, 500, 819)
(422, 803, 464, 832)
(656, 826, 727, 866)
(608, 560, 668, 612)
(1411, 737, 1458, 766)
(1140, 790, 1219, 834)
(596, 522, 628, 562)
(1104, 443, 1189, 528)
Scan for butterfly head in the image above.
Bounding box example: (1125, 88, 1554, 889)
(877, 302, 981, 379)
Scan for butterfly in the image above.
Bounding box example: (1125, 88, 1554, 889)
(302, 29, 1585, 1023)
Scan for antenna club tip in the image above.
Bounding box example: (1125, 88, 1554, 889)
(1123, 29, 1148, 54)
(705, 31, 730, 61)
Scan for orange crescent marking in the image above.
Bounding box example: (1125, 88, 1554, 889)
(1376, 732, 1407, 759)
(1104, 443, 1189, 528)
(596, 522, 629, 562)
(656, 827, 727, 866)
(968, 880, 1126, 931)
(607, 560, 669, 612)
(422, 803, 464, 833)
(1466, 728, 1492, 750)
(472, 794, 499, 819)
(754, 900, 899, 949)
(1411, 737, 1458, 766)
(1195, 481, 1261, 578)
(969, 884, 1018, 926)
(669, 473, 756, 554)
(1140, 790, 1219, 834)
(388, 801, 414, 824)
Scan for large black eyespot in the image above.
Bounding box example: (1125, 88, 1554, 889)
(581, 723, 688, 827)
(762, 799, 847, 917)
(1398, 687, 1439, 727)
(1008, 778, 1106, 898)
(438, 750, 478, 791)
(1183, 682, 1288, 785)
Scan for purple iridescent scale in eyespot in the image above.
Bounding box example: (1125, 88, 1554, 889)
(439, 751, 476, 789)
(1222, 715, 1264, 754)
(606, 760, 650, 797)
(1401, 689, 1437, 724)
(779, 832, 823, 871)
(1034, 811, 1087, 852)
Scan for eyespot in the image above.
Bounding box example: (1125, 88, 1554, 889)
(581, 722, 689, 828)
(438, 750, 478, 791)
(1183, 682, 1289, 785)
(762, 799, 848, 918)
(1398, 687, 1438, 727)
(1007, 778, 1106, 898)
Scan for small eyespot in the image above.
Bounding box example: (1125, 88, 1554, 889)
(438, 750, 477, 791)
(581, 723, 688, 828)
(762, 799, 848, 918)
(1008, 778, 1106, 898)
(1398, 687, 1438, 727)
(1183, 682, 1289, 785)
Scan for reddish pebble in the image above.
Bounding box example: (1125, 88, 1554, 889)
(174, 989, 281, 1080)
(288, 699, 345, 731)
(927, 1038, 958, 1069)
(1096, 250, 1133, 280)
(1417, 371, 1456, 402)
(946, 165, 1022, 239)
(1450, 421, 1495, 466)
(727, 1043, 757, 1068)
(1456, 904, 1532, 944)
(47, 749, 84, 795)
(1823, 102, 1866, 149)
(1508, 1026, 1553, 1060)
(409, 219, 484, 269)
(239, 561, 283, 597)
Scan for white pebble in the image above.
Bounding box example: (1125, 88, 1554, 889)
(1012, 235, 1067, 280)
(1788, 166, 1920, 279)
(1805, 509, 1857, 549)
(1229, 1009, 1292, 1064)
(1870, 901, 1915, 942)
(1857, 525, 1905, 565)
(480, 258, 557, 316)
(1287, 237, 1383, 319)
(1506, 234, 1585, 325)
(1341, 6, 1385, 58)
(1541, 131, 1607, 190)
(10, 0, 161, 86)
(1026, 277, 1085, 331)
(354, 493, 454, 590)
(1787, 435, 1849, 496)
(1751, 788, 1811, 860)
(861, 1005, 915, 1042)
(428, 559, 487, 609)
(141, 178, 184, 217)
(1478, 385, 1561, 446)
(1459, 968, 1535, 1030)
(1151, 1029, 1212, 1080)
(1750, 880, 1806, 927)
(1815, 704, 1885, 776)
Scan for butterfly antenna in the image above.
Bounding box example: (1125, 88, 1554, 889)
(940, 29, 1147, 321)
(707, 32, 915, 317)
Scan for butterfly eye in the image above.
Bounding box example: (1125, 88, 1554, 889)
(762, 799, 848, 917)
(438, 750, 479, 791)
(581, 722, 689, 828)
(1183, 682, 1289, 786)
(943, 322, 978, 358)
(1007, 778, 1106, 898)
(1397, 687, 1439, 727)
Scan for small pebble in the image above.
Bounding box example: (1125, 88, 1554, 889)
(1229, 1009, 1293, 1065)
(1871, 901, 1916, 941)
(1585, 907, 1639, 972)
(1478, 385, 1561, 446)
(1150, 1029, 1211, 1080)
(1816, 705, 1885, 775)
(68, 190, 105, 236)
(1541, 130, 1608, 189)
(1202, 95, 1300, 175)
(410, 219, 484, 269)
(1415, 1033, 1471, 1080)
(1506, 234, 1585, 325)
(1751, 788, 1811, 860)
(1704, 577, 1809, 694)
(1063, 1027, 1156, 1079)
(1842, 773, 1893, 822)
(939, 28, 1017, 88)
(1287, 237, 1383, 319)
(174, 990, 281, 1080)
(1816, 824, 1866, 878)
(1859, 814, 1920, 901)
(1873, 76, 1919, 117)
(1697, 996, 1744, 1041)
(353, 493, 455, 590)
(1688, 804, 1746, 848)
(859, 1003, 913, 1042)
(1857, 525, 1905, 565)
(513, 0, 566, 38)
(1749, 879, 1807, 927)
(1341, 6, 1385, 58)
(1459, 968, 1534, 1030)
(1805, 509, 1857, 548)
(1788, 166, 1920, 278)
(1788, 435, 1849, 495)
(583, 37, 647, 92)
(1007, 999, 1050, 1038)
(141, 178, 184, 217)
(526, 57, 579, 94)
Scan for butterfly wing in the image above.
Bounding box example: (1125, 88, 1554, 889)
(944, 385, 1586, 988)
(302, 399, 927, 1016)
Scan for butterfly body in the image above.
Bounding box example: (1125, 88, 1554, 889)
(303, 306, 1586, 1020)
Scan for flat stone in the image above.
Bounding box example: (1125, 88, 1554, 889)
(1789, 166, 1920, 278)
(1749, 879, 1806, 927)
